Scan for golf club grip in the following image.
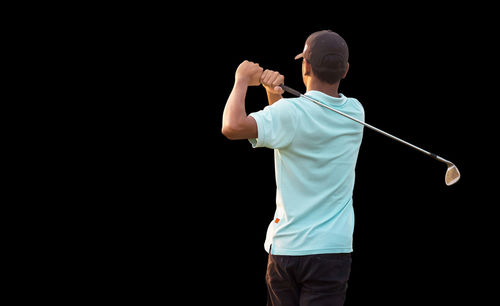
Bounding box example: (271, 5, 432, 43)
(280, 84, 302, 97)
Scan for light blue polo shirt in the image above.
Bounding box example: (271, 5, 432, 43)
(249, 91, 364, 255)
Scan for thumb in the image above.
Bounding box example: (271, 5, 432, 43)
(274, 85, 284, 94)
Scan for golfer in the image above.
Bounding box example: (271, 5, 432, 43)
(222, 30, 364, 306)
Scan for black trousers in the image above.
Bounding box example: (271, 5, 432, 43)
(266, 251, 352, 306)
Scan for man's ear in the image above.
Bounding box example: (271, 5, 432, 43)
(342, 62, 350, 79)
(303, 60, 312, 76)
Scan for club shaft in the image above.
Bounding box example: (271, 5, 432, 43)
(280, 85, 449, 164)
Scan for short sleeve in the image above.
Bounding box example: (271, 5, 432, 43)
(248, 99, 297, 149)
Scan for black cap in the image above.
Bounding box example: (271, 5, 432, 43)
(295, 30, 349, 74)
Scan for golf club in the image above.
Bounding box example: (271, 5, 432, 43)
(279, 84, 461, 186)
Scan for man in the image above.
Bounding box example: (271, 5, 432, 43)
(222, 30, 364, 306)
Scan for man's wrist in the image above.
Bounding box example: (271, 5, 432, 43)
(235, 78, 250, 87)
(266, 89, 283, 105)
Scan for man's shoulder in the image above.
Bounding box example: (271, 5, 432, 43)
(272, 96, 308, 111)
(275, 96, 302, 106)
(345, 96, 365, 116)
(345, 96, 363, 106)
(263, 97, 303, 114)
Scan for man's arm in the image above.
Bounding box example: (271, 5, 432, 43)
(221, 61, 261, 140)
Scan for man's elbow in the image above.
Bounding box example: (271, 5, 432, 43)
(221, 117, 257, 140)
(221, 125, 240, 140)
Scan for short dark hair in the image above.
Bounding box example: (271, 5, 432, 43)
(308, 55, 347, 84)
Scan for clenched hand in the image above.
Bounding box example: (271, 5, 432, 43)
(235, 60, 263, 86)
(260, 69, 285, 95)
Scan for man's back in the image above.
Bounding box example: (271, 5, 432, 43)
(249, 90, 364, 255)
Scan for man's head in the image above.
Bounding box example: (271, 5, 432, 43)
(295, 30, 349, 85)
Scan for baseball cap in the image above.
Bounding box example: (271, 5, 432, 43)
(295, 30, 349, 73)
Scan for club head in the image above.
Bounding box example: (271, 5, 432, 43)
(445, 163, 460, 186)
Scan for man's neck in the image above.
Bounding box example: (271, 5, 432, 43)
(306, 78, 340, 98)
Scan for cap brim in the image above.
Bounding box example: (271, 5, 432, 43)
(294, 53, 304, 60)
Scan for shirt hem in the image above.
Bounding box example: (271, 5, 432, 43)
(269, 247, 353, 256)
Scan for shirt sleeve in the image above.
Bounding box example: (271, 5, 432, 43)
(248, 99, 297, 149)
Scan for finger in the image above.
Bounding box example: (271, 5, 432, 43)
(257, 66, 264, 78)
(268, 72, 280, 85)
(262, 70, 274, 86)
(253, 64, 263, 73)
(262, 69, 272, 81)
(269, 71, 280, 84)
(272, 74, 285, 86)
(260, 70, 269, 83)
(274, 85, 285, 94)
(266, 71, 276, 85)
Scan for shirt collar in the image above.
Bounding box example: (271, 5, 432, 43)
(304, 90, 347, 107)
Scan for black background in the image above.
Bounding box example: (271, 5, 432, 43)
(54, 3, 495, 305)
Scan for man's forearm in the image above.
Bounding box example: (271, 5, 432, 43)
(223, 80, 248, 129)
(221, 80, 258, 140)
